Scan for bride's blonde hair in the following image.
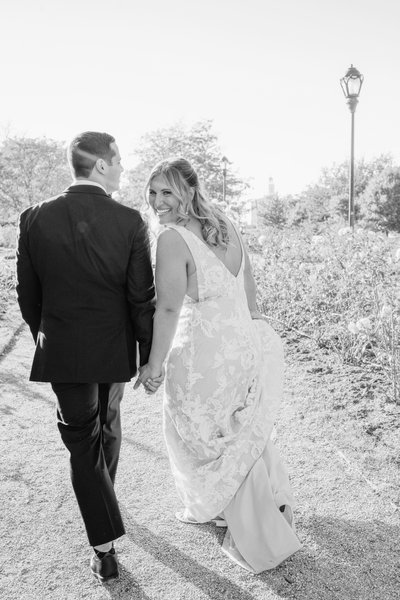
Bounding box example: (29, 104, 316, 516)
(145, 158, 229, 248)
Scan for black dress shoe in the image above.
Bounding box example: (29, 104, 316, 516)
(90, 547, 119, 582)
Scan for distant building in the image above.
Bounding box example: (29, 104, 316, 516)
(243, 177, 277, 229)
(268, 177, 275, 197)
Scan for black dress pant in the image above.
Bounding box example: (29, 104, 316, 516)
(51, 382, 126, 546)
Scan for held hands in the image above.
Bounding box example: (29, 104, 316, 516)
(133, 364, 165, 395)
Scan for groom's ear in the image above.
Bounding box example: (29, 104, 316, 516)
(95, 158, 106, 174)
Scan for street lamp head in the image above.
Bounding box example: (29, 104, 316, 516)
(340, 64, 364, 112)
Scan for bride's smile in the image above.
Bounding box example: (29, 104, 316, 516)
(148, 174, 182, 224)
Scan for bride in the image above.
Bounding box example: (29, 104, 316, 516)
(136, 157, 301, 573)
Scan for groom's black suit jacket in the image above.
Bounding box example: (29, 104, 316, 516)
(16, 184, 155, 383)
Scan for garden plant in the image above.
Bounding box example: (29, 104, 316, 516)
(248, 223, 400, 405)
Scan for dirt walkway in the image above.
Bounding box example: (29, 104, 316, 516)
(1, 318, 399, 600)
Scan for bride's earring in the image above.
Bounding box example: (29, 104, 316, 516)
(178, 204, 190, 226)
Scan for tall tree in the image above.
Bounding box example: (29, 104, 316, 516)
(0, 136, 71, 219)
(259, 195, 287, 228)
(119, 120, 248, 210)
(294, 185, 331, 224)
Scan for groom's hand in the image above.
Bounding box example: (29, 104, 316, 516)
(133, 364, 164, 394)
(148, 370, 164, 393)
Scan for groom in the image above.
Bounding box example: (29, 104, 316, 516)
(16, 131, 156, 582)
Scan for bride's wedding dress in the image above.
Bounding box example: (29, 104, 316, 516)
(162, 224, 301, 573)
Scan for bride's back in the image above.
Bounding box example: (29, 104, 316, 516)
(187, 218, 243, 278)
(210, 219, 242, 277)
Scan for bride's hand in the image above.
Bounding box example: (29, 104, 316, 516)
(133, 364, 164, 393)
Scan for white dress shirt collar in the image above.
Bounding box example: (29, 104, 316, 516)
(71, 179, 108, 194)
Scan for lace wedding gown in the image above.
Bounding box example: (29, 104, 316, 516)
(162, 224, 301, 573)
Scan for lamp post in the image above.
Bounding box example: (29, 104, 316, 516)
(221, 156, 228, 204)
(340, 64, 364, 229)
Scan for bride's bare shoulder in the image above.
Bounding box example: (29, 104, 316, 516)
(157, 225, 183, 241)
(156, 227, 190, 257)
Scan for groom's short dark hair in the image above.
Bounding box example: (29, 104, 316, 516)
(68, 131, 116, 178)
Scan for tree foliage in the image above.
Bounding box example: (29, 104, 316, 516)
(279, 154, 397, 230)
(290, 185, 331, 225)
(258, 195, 287, 228)
(318, 154, 394, 220)
(0, 136, 71, 219)
(360, 166, 400, 231)
(119, 120, 248, 210)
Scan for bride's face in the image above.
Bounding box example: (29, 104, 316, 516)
(148, 174, 181, 224)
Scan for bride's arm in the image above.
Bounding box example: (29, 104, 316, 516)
(243, 243, 265, 320)
(146, 229, 188, 375)
(243, 244, 257, 311)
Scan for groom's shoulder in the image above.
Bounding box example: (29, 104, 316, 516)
(23, 190, 69, 212)
(113, 202, 140, 216)
(112, 202, 146, 226)
(18, 192, 64, 224)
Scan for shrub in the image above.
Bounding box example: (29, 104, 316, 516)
(248, 223, 400, 402)
(0, 224, 17, 248)
(0, 251, 15, 318)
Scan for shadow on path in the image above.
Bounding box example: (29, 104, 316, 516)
(0, 321, 25, 362)
(123, 436, 168, 461)
(1, 370, 54, 408)
(100, 564, 153, 600)
(120, 506, 265, 600)
(119, 506, 400, 600)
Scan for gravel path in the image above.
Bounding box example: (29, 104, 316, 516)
(1, 321, 399, 600)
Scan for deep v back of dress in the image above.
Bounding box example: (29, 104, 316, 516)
(165, 223, 245, 304)
(186, 222, 243, 278)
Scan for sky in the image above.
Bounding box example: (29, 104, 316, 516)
(1, 0, 400, 198)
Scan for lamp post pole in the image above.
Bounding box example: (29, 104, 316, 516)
(340, 65, 364, 230)
(221, 156, 228, 205)
(349, 100, 356, 229)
